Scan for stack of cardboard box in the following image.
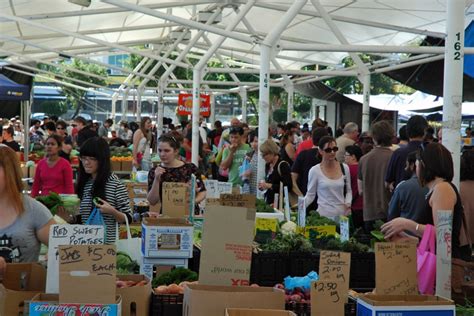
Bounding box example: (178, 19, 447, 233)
(140, 217, 194, 280)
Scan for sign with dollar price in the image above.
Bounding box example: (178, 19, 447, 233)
(311, 280, 347, 316)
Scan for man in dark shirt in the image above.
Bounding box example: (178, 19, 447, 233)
(385, 115, 427, 191)
(291, 127, 328, 198)
(75, 116, 98, 148)
(2, 125, 20, 152)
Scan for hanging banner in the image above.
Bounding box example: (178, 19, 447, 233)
(177, 93, 211, 117)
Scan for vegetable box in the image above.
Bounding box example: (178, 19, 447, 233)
(357, 294, 455, 316)
(116, 275, 151, 316)
(140, 257, 189, 280)
(141, 217, 193, 258)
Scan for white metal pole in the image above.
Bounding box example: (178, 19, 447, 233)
(137, 87, 143, 121)
(286, 83, 294, 122)
(362, 74, 371, 132)
(111, 95, 118, 123)
(121, 89, 129, 121)
(240, 87, 248, 123)
(257, 45, 271, 193)
(157, 83, 165, 140)
(257, 0, 308, 193)
(192, 69, 202, 167)
(210, 94, 216, 126)
(442, 0, 465, 189)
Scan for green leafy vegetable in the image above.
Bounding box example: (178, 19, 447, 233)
(116, 251, 139, 275)
(256, 199, 275, 213)
(261, 232, 313, 254)
(306, 211, 337, 226)
(152, 267, 198, 288)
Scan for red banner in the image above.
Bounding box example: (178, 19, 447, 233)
(177, 93, 211, 117)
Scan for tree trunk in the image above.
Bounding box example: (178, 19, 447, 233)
(71, 100, 83, 119)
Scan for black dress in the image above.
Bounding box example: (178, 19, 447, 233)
(264, 157, 293, 205)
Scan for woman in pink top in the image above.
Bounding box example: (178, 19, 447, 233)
(31, 135, 74, 197)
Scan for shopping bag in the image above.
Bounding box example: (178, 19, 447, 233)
(417, 224, 436, 294)
(85, 206, 108, 242)
(115, 215, 141, 264)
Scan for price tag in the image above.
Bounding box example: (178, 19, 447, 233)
(339, 216, 349, 242)
(375, 242, 418, 295)
(305, 226, 337, 239)
(319, 251, 351, 289)
(298, 197, 306, 227)
(204, 180, 219, 198)
(255, 218, 279, 233)
(220, 194, 256, 209)
(311, 280, 347, 316)
(283, 186, 290, 221)
(162, 182, 189, 218)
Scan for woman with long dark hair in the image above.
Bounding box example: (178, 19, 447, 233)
(132, 116, 152, 171)
(76, 137, 132, 243)
(147, 133, 206, 213)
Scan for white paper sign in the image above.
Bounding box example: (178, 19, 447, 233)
(298, 197, 306, 227)
(217, 182, 233, 195)
(46, 225, 105, 293)
(204, 180, 219, 199)
(283, 186, 290, 221)
(340, 216, 349, 242)
(436, 210, 453, 299)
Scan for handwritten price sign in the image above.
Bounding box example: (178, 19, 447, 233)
(375, 242, 418, 295)
(319, 251, 351, 288)
(311, 280, 347, 316)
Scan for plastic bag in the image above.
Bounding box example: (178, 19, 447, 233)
(284, 271, 319, 290)
(85, 207, 108, 241)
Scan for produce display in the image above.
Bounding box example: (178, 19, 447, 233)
(116, 278, 149, 288)
(151, 267, 198, 288)
(256, 198, 275, 213)
(117, 251, 140, 275)
(36, 192, 63, 215)
(260, 232, 313, 254)
(306, 211, 338, 226)
(110, 146, 133, 161)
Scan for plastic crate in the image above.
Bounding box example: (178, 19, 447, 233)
(288, 252, 320, 277)
(250, 252, 290, 287)
(350, 252, 375, 290)
(150, 293, 183, 316)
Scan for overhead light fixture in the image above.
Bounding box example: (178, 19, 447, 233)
(68, 0, 91, 7)
(197, 11, 222, 24)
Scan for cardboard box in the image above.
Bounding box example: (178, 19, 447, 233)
(356, 294, 455, 316)
(141, 217, 193, 258)
(0, 263, 46, 316)
(226, 308, 296, 316)
(29, 293, 122, 316)
(58, 244, 116, 304)
(111, 160, 121, 172)
(116, 275, 151, 316)
(183, 284, 285, 316)
(121, 160, 133, 171)
(140, 257, 189, 280)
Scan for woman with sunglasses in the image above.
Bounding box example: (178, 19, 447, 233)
(76, 137, 132, 243)
(147, 133, 206, 214)
(304, 136, 352, 219)
(55, 120, 73, 161)
(31, 135, 74, 198)
(381, 142, 471, 262)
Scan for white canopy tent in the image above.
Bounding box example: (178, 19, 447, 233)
(0, 0, 471, 193)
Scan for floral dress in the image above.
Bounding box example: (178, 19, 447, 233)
(147, 163, 206, 213)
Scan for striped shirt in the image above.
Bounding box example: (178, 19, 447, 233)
(79, 174, 132, 243)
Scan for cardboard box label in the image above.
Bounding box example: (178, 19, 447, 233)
(141, 218, 193, 258)
(311, 280, 347, 316)
(319, 251, 351, 288)
(59, 244, 116, 304)
(375, 242, 418, 295)
(46, 225, 105, 294)
(436, 210, 453, 298)
(220, 194, 256, 209)
(255, 218, 279, 233)
(162, 182, 189, 217)
(199, 206, 256, 286)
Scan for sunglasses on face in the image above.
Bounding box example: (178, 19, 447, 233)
(323, 146, 339, 153)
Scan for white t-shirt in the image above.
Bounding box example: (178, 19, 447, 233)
(304, 163, 352, 218)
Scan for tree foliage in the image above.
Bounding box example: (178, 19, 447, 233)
(37, 100, 68, 117)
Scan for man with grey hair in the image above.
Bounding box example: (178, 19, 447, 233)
(336, 122, 359, 162)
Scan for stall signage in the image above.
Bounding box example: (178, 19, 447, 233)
(177, 93, 210, 117)
(46, 225, 104, 294)
(319, 251, 351, 289)
(311, 280, 347, 316)
(375, 242, 418, 295)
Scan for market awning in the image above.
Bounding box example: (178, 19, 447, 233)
(0, 73, 30, 101)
